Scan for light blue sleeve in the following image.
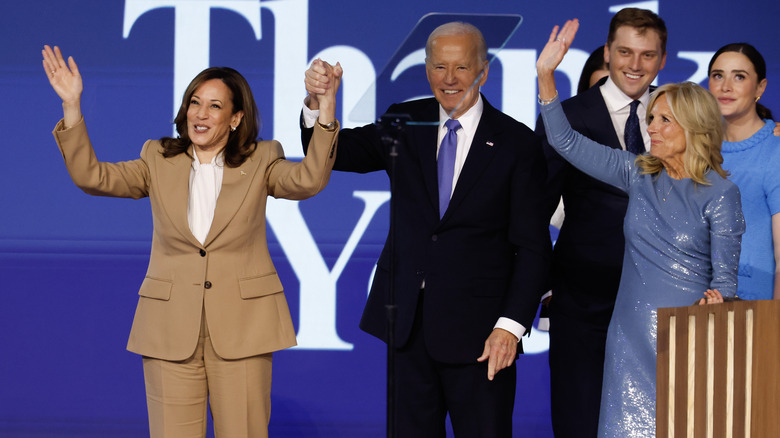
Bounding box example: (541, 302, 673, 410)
(540, 97, 635, 192)
(707, 182, 746, 296)
(761, 130, 780, 216)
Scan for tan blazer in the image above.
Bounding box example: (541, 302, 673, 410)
(53, 119, 338, 361)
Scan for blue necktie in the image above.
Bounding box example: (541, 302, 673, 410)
(625, 100, 644, 155)
(438, 119, 461, 218)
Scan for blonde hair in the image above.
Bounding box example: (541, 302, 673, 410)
(636, 82, 727, 185)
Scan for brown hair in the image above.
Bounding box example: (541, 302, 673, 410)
(160, 67, 260, 167)
(636, 82, 727, 185)
(607, 8, 668, 54)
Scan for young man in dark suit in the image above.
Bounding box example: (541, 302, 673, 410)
(302, 22, 551, 437)
(535, 8, 667, 438)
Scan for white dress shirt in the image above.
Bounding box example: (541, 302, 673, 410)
(188, 147, 225, 245)
(600, 76, 651, 152)
(435, 96, 481, 197)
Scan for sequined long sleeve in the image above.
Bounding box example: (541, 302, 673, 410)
(706, 183, 745, 297)
(540, 96, 635, 193)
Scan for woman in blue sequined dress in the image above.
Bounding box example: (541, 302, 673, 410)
(536, 20, 745, 437)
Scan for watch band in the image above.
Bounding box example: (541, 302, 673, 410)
(317, 119, 337, 131)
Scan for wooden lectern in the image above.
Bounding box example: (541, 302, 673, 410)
(657, 300, 780, 437)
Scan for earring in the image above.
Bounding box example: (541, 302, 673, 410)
(230, 126, 236, 132)
(755, 96, 761, 103)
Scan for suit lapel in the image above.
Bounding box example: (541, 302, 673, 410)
(581, 78, 628, 150)
(203, 156, 255, 247)
(586, 91, 622, 149)
(442, 100, 501, 220)
(409, 101, 442, 217)
(156, 150, 203, 248)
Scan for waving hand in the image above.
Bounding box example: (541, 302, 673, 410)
(536, 19, 580, 102)
(42, 45, 82, 128)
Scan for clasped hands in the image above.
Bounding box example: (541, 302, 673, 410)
(304, 58, 342, 112)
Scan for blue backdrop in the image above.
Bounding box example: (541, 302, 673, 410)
(2, 0, 779, 436)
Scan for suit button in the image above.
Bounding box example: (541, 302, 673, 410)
(199, 249, 206, 257)
(204, 281, 212, 289)
(431, 235, 438, 242)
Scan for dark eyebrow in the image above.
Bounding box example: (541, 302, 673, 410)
(191, 94, 223, 105)
(710, 68, 750, 76)
(615, 45, 657, 55)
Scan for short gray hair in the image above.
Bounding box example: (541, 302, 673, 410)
(425, 22, 487, 63)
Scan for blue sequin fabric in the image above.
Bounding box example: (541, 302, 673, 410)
(541, 98, 744, 437)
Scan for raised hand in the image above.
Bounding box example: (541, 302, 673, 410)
(42, 45, 82, 104)
(536, 19, 579, 76)
(42, 45, 83, 127)
(306, 59, 342, 125)
(316, 60, 342, 107)
(536, 19, 579, 101)
(304, 58, 341, 112)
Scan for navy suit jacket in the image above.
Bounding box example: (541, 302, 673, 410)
(535, 77, 632, 326)
(303, 96, 551, 363)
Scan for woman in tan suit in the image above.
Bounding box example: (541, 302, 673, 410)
(42, 45, 341, 437)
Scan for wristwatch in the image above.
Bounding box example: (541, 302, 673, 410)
(317, 119, 337, 131)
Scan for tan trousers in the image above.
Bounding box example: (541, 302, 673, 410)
(142, 313, 273, 438)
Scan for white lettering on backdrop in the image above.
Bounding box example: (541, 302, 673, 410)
(122, 0, 715, 353)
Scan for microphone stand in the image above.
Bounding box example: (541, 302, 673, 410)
(377, 113, 410, 438)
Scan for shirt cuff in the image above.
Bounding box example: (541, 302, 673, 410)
(302, 101, 319, 128)
(494, 317, 526, 342)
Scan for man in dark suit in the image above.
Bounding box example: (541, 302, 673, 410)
(535, 8, 667, 438)
(301, 22, 551, 437)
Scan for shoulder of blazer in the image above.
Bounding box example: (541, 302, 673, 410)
(144, 139, 190, 170)
(387, 97, 439, 122)
(562, 81, 608, 114)
(250, 139, 284, 160)
(220, 140, 285, 176)
(481, 95, 536, 138)
(141, 139, 164, 157)
(560, 84, 622, 148)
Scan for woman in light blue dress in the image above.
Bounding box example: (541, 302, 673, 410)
(536, 21, 745, 437)
(708, 43, 780, 300)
